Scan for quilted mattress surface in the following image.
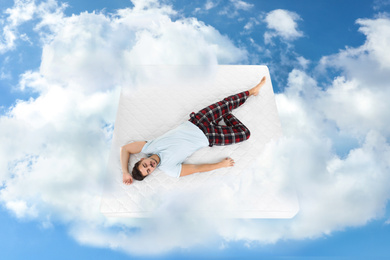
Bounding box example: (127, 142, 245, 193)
(100, 65, 299, 218)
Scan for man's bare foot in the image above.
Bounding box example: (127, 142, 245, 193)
(249, 76, 266, 96)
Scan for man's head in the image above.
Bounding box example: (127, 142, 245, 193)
(131, 156, 158, 181)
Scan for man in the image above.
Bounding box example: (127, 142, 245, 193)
(121, 76, 267, 185)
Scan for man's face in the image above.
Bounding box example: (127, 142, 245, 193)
(138, 157, 158, 177)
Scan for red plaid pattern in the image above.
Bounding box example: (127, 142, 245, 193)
(189, 91, 251, 147)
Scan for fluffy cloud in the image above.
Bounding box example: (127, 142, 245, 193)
(264, 9, 303, 44)
(0, 0, 33, 52)
(230, 0, 253, 11)
(0, 0, 67, 53)
(276, 69, 390, 229)
(356, 15, 390, 70)
(244, 17, 260, 31)
(317, 16, 390, 138)
(268, 16, 390, 239)
(205, 0, 218, 10)
(1, 0, 390, 256)
(0, 0, 247, 254)
(219, 0, 253, 17)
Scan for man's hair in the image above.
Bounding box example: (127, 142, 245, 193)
(132, 160, 146, 181)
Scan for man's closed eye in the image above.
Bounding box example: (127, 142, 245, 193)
(143, 163, 150, 174)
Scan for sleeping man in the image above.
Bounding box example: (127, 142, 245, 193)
(121, 76, 267, 185)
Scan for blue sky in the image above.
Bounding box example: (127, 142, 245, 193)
(1, 0, 390, 259)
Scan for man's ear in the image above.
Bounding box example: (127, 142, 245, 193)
(140, 158, 144, 161)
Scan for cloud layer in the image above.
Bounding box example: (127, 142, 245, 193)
(0, 0, 248, 253)
(1, 0, 390, 256)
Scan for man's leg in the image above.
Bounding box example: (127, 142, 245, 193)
(188, 91, 249, 147)
(189, 76, 266, 146)
(190, 76, 266, 124)
(190, 91, 250, 125)
(211, 113, 251, 146)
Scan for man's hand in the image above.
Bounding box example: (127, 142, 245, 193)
(219, 157, 235, 167)
(123, 172, 133, 185)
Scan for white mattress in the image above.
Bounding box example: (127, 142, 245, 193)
(100, 65, 299, 218)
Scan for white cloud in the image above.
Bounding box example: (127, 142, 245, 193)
(243, 17, 260, 31)
(6, 199, 38, 219)
(4, 0, 245, 96)
(125, 17, 247, 66)
(1, 56, 12, 80)
(0, 0, 67, 53)
(0, 0, 248, 255)
(296, 56, 310, 69)
(357, 15, 390, 69)
(5, 0, 36, 27)
(231, 0, 253, 11)
(1, 0, 390, 256)
(264, 9, 303, 44)
(219, 0, 253, 17)
(269, 16, 390, 239)
(248, 37, 263, 52)
(205, 0, 218, 10)
(317, 16, 390, 138)
(0, 22, 18, 53)
(373, 0, 390, 10)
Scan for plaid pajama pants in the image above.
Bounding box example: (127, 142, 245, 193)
(189, 91, 251, 147)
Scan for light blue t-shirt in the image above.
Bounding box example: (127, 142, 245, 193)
(141, 121, 209, 178)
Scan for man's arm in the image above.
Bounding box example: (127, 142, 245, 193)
(120, 141, 146, 185)
(180, 158, 235, 177)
